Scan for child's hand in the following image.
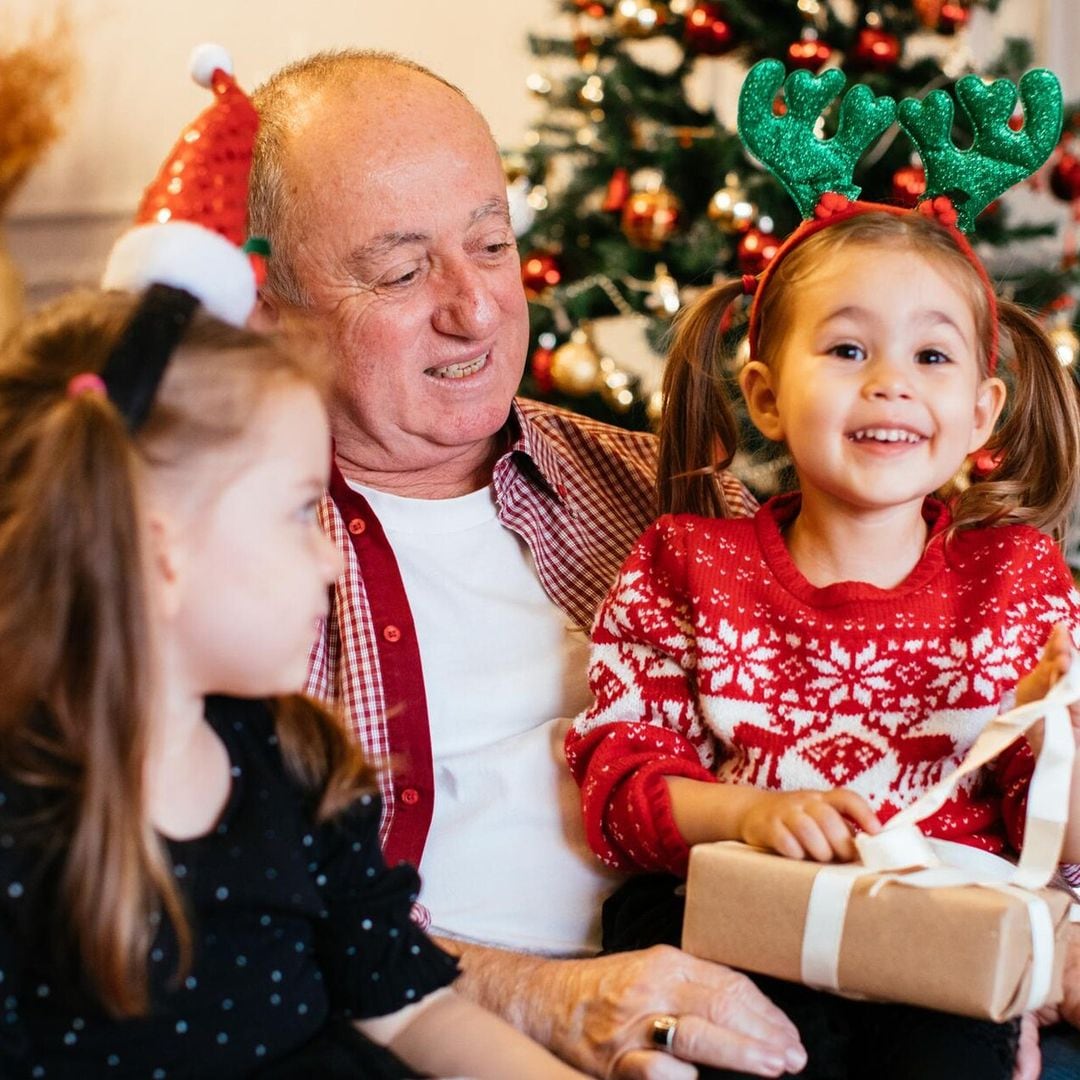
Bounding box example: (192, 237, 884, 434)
(1016, 624, 1075, 707)
(1016, 624, 1079, 749)
(739, 789, 881, 862)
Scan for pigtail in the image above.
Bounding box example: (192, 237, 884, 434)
(0, 299, 189, 1018)
(273, 696, 378, 822)
(950, 300, 1080, 541)
(658, 280, 744, 517)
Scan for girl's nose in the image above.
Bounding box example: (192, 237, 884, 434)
(863, 357, 914, 400)
(318, 531, 344, 584)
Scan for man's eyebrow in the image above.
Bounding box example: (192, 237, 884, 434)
(347, 232, 429, 269)
(344, 200, 509, 273)
(471, 197, 511, 224)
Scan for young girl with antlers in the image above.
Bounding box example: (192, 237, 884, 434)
(567, 61, 1080, 1079)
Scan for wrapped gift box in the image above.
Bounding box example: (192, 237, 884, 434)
(682, 840, 1072, 1021)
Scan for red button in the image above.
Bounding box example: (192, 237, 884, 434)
(382, 625, 402, 643)
(348, 517, 366, 535)
(400, 787, 420, 806)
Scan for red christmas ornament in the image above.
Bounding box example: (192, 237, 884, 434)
(621, 188, 683, 250)
(684, 3, 737, 56)
(737, 228, 780, 275)
(891, 164, 926, 208)
(531, 345, 555, 394)
(602, 167, 631, 212)
(937, 2, 969, 34)
(521, 252, 563, 297)
(1051, 151, 1080, 202)
(573, 0, 609, 17)
(852, 28, 901, 71)
(786, 35, 832, 73)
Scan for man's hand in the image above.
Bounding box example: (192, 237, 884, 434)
(739, 789, 881, 862)
(1012, 1012, 1041, 1080)
(1038, 922, 1080, 1031)
(441, 938, 806, 1078)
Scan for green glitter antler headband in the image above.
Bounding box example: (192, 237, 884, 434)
(737, 59, 896, 219)
(896, 69, 1063, 233)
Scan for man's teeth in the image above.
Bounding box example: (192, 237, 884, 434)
(429, 354, 488, 379)
(850, 428, 922, 444)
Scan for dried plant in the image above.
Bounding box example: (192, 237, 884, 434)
(0, 12, 76, 215)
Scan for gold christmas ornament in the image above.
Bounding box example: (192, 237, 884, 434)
(501, 151, 528, 184)
(1048, 324, 1079, 367)
(646, 388, 664, 426)
(614, 0, 666, 38)
(551, 331, 602, 396)
(578, 74, 605, 107)
(526, 72, 553, 98)
(598, 358, 635, 413)
(648, 263, 682, 317)
(708, 184, 754, 233)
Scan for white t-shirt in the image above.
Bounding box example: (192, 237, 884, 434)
(349, 480, 624, 955)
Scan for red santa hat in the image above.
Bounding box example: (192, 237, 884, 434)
(101, 43, 264, 327)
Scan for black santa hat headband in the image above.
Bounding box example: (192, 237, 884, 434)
(738, 59, 1065, 374)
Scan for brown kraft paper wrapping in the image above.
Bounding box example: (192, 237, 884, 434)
(682, 841, 1072, 1021)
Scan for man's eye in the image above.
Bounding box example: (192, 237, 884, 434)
(830, 343, 865, 361)
(383, 267, 421, 287)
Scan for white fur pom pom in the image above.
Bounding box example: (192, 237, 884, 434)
(189, 43, 233, 88)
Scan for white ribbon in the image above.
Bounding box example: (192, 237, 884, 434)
(799, 664, 1080, 1009)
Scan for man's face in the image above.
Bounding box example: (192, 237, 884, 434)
(280, 74, 529, 488)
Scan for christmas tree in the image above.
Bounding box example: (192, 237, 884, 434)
(510, 0, 1080, 507)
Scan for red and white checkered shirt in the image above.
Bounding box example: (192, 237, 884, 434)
(306, 398, 756, 868)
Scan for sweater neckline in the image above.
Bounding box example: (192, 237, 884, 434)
(755, 492, 950, 609)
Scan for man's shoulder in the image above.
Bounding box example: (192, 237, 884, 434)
(514, 397, 658, 465)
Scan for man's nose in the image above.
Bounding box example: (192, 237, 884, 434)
(431, 259, 500, 338)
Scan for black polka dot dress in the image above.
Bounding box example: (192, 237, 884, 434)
(0, 697, 459, 1078)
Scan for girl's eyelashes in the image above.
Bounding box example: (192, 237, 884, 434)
(296, 498, 321, 523)
(917, 348, 952, 365)
(828, 342, 866, 361)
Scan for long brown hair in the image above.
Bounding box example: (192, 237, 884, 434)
(0, 289, 374, 1017)
(663, 210, 1080, 539)
(658, 279, 743, 517)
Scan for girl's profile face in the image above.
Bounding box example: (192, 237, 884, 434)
(745, 242, 1005, 519)
(168, 379, 342, 698)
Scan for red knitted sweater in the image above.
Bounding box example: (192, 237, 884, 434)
(566, 495, 1080, 877)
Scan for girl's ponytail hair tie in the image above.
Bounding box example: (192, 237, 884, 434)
(66, 373, 107, 399)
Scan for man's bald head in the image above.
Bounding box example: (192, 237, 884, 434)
(250, 50, 490, 307)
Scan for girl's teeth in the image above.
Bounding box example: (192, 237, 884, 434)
(851, 428, 921, 443)
(431, 354, 487, 379)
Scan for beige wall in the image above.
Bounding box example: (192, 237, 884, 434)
(6, 0, 1079, 300)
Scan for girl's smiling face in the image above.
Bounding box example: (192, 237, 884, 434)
(741, 242, 1006, 520)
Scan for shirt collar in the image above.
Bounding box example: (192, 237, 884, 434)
(494, 398, 567, 502)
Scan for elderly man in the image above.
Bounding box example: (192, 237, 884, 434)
(248, 49, 803, 1079)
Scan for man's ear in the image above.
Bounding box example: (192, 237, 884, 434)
(248, 292, 280, 334)
(968, 376, 1007, 453)
(739, 360, 784, 442)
